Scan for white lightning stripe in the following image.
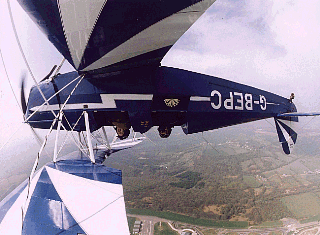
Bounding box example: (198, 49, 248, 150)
(30, 94, 153, 112)
(190, 96, 210, 101)
(266, 102, 280, 105)
(58, 0, 107, 68)
(82, 0, 216, 71)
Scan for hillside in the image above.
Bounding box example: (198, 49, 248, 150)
(103, 118, 320, 224)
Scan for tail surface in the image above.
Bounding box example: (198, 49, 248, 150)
(274, 118, 298, 154)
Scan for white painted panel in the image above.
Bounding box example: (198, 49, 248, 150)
(82, 0, 216, 71)
(58, 0, 107, 68)
(0, 168, 43, 234)
(190, 96, 211, 101)
(46, 166, 129, 235)
(30, 94, 153, 112)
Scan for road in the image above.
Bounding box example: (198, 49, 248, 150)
(128, 214, 320, 235)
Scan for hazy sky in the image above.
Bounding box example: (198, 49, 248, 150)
(163, 0, 320, 111)
(1, 0, 320, 153)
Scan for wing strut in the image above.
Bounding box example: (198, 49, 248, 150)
(84, 111, 95, 163)
(102, 126, 111, 149)
(53, 113, 63, 162)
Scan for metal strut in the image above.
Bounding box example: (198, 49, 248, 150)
(53, 113, 62, 163)
(102, 126, 111, 149)
(84, 111, 95, 163)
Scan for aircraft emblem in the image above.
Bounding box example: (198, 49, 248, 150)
(164, 98, 180, 107)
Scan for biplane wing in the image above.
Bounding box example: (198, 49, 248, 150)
(0, 137, 145, 234)
(17, 0, 216, 74)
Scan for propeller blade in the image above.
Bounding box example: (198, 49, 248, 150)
(20, 72, 27, 115)
(40, 65, 57, 82)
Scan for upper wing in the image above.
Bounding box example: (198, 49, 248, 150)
(18, 0, 216, 73)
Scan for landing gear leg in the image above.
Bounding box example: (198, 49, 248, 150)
(84, 111, 95, 163)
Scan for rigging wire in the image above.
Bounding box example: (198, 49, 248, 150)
(264, 118, 275, 128)
(142, 132, 157, 146)
(0, 122, 24, 152)
(0, 48, 22, 112)
(22, 115, 58, 223)
(56, 112, 87, 157)
(22, 74, 85, 222)
(7, 0, 84, 139)
(6, 0, 53, 111)
(24, 74, 83, 123)
(201, 131, 220, 154)
(0, 48, 51, 157)
(6, 0, 88, 160)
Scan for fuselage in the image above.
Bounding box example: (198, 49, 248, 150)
(25, 66, 296, 135)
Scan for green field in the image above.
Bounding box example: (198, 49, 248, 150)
(251, 221, 283, 228)
(281, 192, 320, 218)
(243, 175, 262, 188)
(300, 214, 320, 223)
(202, 228, 219, 235)
(154, 222, 179, 235)
(127, 208, 248, 228)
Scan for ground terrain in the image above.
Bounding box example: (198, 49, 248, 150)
(104, 118, 320, 228)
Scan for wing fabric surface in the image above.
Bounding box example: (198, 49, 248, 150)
(0, 158, 129, 234)
(17, 0, 216, 73)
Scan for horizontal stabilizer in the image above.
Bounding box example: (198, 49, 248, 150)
(274, 118, 297, 154)
(278, 112, 320, 117)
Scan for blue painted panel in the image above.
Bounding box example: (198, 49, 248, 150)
(182, 112, 271, 134)
(22, 221, 63, 235)
(32, 169, 62, 202)
(23, 196, 63, 230)
(32, 182, 62, 202)
(46, 161, 122, 184)
(22, 201, 86, 234)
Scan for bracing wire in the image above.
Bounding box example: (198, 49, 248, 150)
(201, 131, 220, 154)
(21, 73, 85, 221)
(24, 74, 83, 123)
(0, 74, 83, 155)
(264, 118, 275, 128)
(0, 122, 24, 152)
(5, 0, 87, 160)
(22, 116, 58, 223)
(7, 0, 85, 133)
(6, 0, 52, 111)
(297, 116, 317, 131)
(0, 48, 22, 112)
(56, 112, 87, 157)
(0, 47, 52, 157)
(142, 132, 157, 146)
